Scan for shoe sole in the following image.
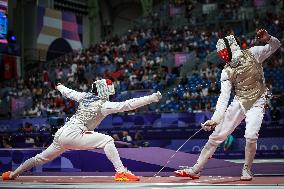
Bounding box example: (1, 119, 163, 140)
(175, 171, 200, 179)
(188, 175, 200, 180)
(115, 177, 140, 181)
(240, 178, 253, 181)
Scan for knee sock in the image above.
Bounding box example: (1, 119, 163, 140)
(10, 158, 37, 179)
(104, 141, 126, 172)
(10, 145, 62, 179)
(193, 142, 218, 173)
(244, 139, 257, 170)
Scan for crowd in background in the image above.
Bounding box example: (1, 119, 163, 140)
(1, 21, 284, 118)
(0, 1, 284, 149)
(0, 25, 224, 118)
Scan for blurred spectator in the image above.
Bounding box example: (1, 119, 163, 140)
(112, 134, 120, 141)
(25, 137, 35, 147)
(33, 136, 45, 148)
(122, 131, 132, 143)
(23, 104, 41, 117)
(270, 106, 281, 123)
(133, 132, 145, 147)
(22, 123, 33, 133)
(1, 135, 13, 148)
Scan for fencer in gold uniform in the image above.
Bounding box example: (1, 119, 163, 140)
(175, 29, 281, 180)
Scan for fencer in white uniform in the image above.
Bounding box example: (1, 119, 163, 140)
(175, 29, 281, 180)
(2, 79, 162, 181)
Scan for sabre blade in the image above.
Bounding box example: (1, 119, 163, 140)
(151, 128, 203, 178)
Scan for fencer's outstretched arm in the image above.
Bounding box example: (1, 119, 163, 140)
(249, 35, 281, 64)
(211, 70, 232, 124)
(101, 92, 162, 116)
(56, 84, 86, 102)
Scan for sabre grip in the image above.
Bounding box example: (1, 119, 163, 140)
(201, 120, 217, 131)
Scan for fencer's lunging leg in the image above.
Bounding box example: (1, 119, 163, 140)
(10, 143, 64, 179)
(192, 142, 218, 173)
(10, 158, 37, 179)
(104, 140, 126, 172)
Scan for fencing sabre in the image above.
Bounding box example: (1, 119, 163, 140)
(150, 127, 203, 178)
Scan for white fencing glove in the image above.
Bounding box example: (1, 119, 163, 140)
(152, 91, 162, 102)
(201, 120, 217, 131)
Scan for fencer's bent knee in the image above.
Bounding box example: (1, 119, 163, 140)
(205, 141, 218, 149)
(103, 136, 114, 146)
(106, 135, 114, 143)
(208, 138, 222, 146)
(208, 125, 231, 146)
(244, 132, 259, 141)
(246, 138, 257, 144)
(208, 134, 227, 146)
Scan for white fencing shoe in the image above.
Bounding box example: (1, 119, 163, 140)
(240, 165, 253, 181)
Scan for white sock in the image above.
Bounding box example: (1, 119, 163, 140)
(193, 142, 217, 173)
(10, 158, 37, 179)
(104, 141, 126, 172)
(244, 139, 257, 170)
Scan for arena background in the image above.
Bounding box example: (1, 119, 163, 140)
(0, 0, 284, 187)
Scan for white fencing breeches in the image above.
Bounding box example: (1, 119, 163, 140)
(57, 126, 125, 172)
(209, 95, 265, 145)
(193, 95, 266, 173)
(11, 125, 125, 178)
